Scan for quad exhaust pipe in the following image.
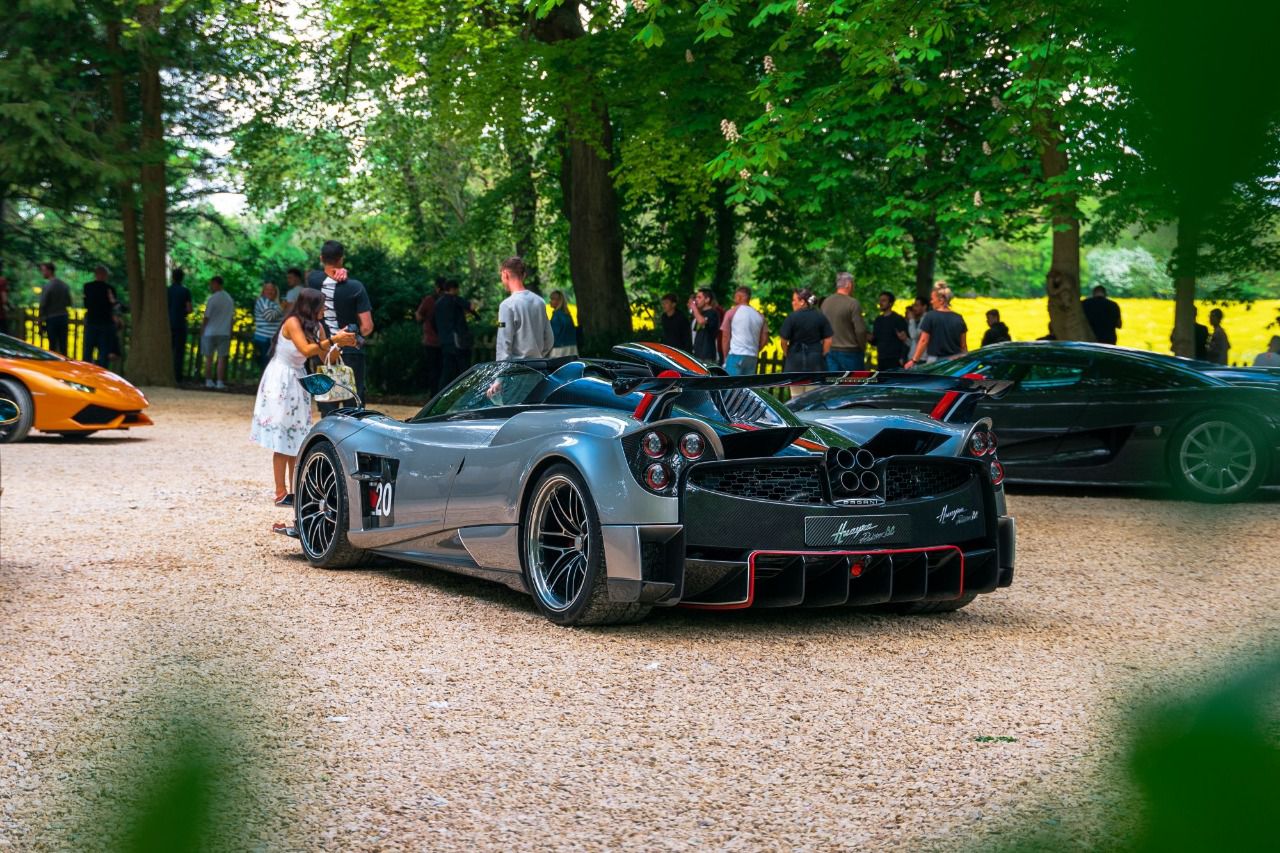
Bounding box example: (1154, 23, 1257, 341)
(830, 447, 879, 496)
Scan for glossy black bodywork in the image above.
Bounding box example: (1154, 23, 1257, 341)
(790, 342, 1280, 488)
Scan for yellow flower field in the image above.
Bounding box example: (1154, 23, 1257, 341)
(961, 297, 1280, 365)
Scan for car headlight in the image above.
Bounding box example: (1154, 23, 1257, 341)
(59, 379, 95, 394)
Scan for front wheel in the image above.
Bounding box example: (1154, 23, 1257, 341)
(296, 441, 367, 568)
(0, 378, 34, 443)
(1169, 414, 1269, 502)
(521, 464, 650, 626)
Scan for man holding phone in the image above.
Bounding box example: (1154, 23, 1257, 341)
(307, 240, 374, 413)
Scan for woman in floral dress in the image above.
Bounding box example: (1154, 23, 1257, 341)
(250, 288, 355, 505)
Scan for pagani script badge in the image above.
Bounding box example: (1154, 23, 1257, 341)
(937, 504, 979, 525)
(832, 520, 897, 545)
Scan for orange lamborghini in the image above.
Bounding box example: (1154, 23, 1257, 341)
(0, 333, 153, 442)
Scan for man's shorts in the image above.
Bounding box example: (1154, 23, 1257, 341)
(202, 335, 231, 358)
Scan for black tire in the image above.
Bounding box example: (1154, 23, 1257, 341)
(521, 463, 651, 627)
(0, 378, 34, 443)
(891, 592, 978, 615)
(295, 441, 367, 568)
(1168, 411, 1269, 502)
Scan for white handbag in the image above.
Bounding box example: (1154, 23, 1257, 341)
(314, 346, 356, 402)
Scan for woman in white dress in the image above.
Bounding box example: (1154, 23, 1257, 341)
(250, 288, 356, 505)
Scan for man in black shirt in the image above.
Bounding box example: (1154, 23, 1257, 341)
(307, 240, 374, 412)
(1081, 285, 1122, 344)
(688, 288, 720, 362)
(871, 291, 910, 370)
(657, 293, 693, 351)
(82, 265, 119, 368)
(434, 279, 474, 387)
(167, 267, 192, 380)
(981, 309, 1012, 347)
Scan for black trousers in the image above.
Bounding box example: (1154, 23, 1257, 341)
(438, 348, 471, 389)
(317, 348, 367, 415)
(422, 345, 442, 397)
(45, 315, 69, 355)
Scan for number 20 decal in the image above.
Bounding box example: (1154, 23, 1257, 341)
(371, 481, 394, 517)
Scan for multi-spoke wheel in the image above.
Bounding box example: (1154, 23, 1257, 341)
(296, 441, 366, 567)
(521, 464, 651, 626)
(0, 378, 33, 443)
(1170, 414, 1268, 502)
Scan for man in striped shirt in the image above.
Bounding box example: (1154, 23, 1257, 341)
(306, 240, 374, 412)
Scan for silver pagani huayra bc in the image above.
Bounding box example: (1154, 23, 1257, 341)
(289, 343, 1017, 626)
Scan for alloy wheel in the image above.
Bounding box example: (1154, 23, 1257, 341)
(1178, 420, 1257, 497)
(526, 475, 590, 612)
(299, 451, 339, 558)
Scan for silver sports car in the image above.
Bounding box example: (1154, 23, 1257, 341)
(290, 343, 1017, 626)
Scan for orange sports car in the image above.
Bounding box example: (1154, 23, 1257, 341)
(0, 333, 153, 442)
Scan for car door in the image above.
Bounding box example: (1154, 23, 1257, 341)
(1064, 354, 1210, 481)
(976, 357, 1092, 467)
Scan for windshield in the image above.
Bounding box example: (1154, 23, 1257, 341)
(0, 334, 59, 361)
(412, 362, 547, 420)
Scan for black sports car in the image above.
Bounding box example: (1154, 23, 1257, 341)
(790, 342, 1280, 502)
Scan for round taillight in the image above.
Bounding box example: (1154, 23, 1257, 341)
(969, 431, 989, 456)
(679, 432, 705, 460)
(989, 459, 1005, 486)
(986, 430, 998, 454)
(645, 462, 672, 490)
(641, 431, 667, 459)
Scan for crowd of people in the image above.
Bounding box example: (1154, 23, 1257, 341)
(654, 273, 979, 377)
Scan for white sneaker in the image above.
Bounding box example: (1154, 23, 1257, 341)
(205, 379, 215, 388)
(215, 381, 227, 390)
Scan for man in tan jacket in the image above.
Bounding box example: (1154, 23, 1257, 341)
(821, 271, 869, 371)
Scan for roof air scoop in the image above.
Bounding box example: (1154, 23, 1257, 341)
(612, 342, 725, 377)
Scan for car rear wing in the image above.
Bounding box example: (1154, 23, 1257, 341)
(614, 370, 1014, 424)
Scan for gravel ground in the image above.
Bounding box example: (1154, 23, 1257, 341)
(1, 388, 1277, 850)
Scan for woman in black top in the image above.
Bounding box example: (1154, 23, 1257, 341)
(780, 288, 834, 372)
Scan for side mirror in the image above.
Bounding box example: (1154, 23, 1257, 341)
(298, 373, 336, 395)
(0, 398, 18, 426)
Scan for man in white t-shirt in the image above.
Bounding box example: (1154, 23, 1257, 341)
(720, 285, 769, 376)
(496, 256, 553, 361)
(201, 276, 235, 389)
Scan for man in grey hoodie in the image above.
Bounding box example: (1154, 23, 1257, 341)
(496, 257, 553, 360)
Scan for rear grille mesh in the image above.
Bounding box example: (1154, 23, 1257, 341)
(689, 464, 825, 504)
(883, 461, 973, 501)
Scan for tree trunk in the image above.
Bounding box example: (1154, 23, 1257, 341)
(1170, 216, 1199, 358)
(531, 1, 630, 344)
(106, 21, 144, 322)
(712, 183, 736, 295)
(505, 124, 539, 290)
(677, 206, 709, 294)
(911, 216, 939, 299)
(130, 5, 173, 385)
(1036, 120, 1093, 341)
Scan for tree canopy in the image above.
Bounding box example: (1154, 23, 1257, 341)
(4, 0, 1280, 380)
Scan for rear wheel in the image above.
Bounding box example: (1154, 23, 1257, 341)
(296, 441, 366, 568)
(0, 378, 34, 443)
(1169, 413, 1268, 502)
(521, 464, 650, 626)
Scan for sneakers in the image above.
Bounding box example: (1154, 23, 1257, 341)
(205, 379, 215, 388)
(215, 381, 227, 390)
